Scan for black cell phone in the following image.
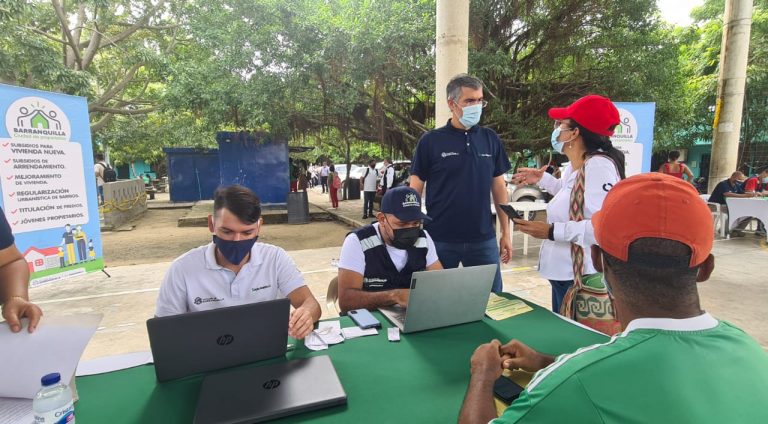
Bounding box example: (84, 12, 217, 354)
(497, 204, 523, 220)
(493, 376, 524, 403)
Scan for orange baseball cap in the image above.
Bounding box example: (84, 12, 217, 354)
(592, 173, 713, 267)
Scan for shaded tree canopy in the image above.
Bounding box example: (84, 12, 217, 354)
(1, 0, 765, 168)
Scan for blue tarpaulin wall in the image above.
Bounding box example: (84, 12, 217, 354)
(163, 132, 289, 204)
(216, 132, 289, 205)
(163, 148, 221, 202)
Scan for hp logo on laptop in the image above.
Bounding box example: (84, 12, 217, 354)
(216, 334, 234, 346)
(262, 379, 281, 390)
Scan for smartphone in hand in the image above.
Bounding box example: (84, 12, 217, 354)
(497, 204, 522, 220)
(494, 376, 524, 403)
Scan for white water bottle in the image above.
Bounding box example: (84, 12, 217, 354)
(32, 373, 75, 424)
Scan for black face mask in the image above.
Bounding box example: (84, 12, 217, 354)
(385, 218, 420, 250)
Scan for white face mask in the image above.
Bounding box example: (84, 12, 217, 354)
(550, 127, 577, 153)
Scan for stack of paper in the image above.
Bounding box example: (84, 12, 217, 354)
(0, 314, 102, 423)
(341, 327, 378, 339)
(485, 294, 533, 320)
(304, 320, 345, 351)
(0, 397, 32, 424)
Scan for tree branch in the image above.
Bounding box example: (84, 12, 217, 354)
(81, 30, 102, 69)
(114, 22, 180, 30)
(90, 106, 159, 115)
(105, 1, 165, 47)
(21, 25, 67, 45)
(90, 113, 113, 133)
(90, 63, 143, 109)
(73, 4, 86, 47)
(50, 0, 83, 69)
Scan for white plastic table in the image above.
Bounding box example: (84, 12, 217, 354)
(508, 201, 548, 256)
(726, 197, 768, 241)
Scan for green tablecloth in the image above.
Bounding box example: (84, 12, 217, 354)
(75, 295, 608, 423)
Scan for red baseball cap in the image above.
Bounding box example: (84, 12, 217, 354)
(548, 95, 620, 136)
(592, 173, 713, 267)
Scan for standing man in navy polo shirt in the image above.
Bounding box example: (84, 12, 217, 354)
(409, 74, 512, 293)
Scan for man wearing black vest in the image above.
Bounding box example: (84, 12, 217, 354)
(379, 158, 395, 195)
(361, 159, 378, 219)
(337, 186, 442, 313)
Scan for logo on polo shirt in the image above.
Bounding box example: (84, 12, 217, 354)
(479, 153, 492, 158)
(403, 193, 419, 207)
(251, 284, 272, 292)
(441, 151, 459, 158)
(363, 277, 387, 289)
(364, 277, 387, 283)
(193, 296, 223, 305)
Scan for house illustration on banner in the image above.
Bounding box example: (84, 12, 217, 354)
(24, 247, 61, 273)
(16, 106, 62, 130)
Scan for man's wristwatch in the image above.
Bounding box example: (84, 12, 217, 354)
(547, 224, 555, 241)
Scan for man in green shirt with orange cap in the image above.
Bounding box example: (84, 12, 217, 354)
(459, 173, 768, 424)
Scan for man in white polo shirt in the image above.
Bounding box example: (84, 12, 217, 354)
(155, 185, 321, 339)
(459, 173, 768, 424)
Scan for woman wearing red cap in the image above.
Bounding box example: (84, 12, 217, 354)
(512, 95, 625, 313)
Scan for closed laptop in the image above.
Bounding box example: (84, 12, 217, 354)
(194, 355, 347, 424)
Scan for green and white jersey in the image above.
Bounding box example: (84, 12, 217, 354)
(494, 313, 768, 424)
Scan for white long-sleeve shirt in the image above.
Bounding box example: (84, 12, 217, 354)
(380, 165, 395, 189)
(537, 156, 620, 281)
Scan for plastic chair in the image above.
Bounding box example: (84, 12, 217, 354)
(326, 277, 340, 315)
(706, 202, 728, 238)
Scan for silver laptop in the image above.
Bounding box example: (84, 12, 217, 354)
(194, 355, 347, 424)
(378, 264, 496, 333)
(146, 299, 290, 382)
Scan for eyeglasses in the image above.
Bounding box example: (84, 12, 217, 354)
(460, 99, 489, 108)
(553, 120, 575, 131)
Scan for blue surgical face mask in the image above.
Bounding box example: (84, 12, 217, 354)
(762, 177, 768, 184)
(459, 104, 482, 128)
(213, 235, 258, 265)
(551, 127, 566, 153)
(551, 127, 576, 154)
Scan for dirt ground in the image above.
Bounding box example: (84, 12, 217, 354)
(101, 208, 351, 267)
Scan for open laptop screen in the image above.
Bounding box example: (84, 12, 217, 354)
(147, 298, 290, 381)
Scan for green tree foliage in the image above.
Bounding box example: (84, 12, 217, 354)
(680, 0, 768, 167)
(470, 0, 689, 153)
(8, 0, 765, 170)
(0, 0, 183, 133)
(169, 0, 435, 160)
